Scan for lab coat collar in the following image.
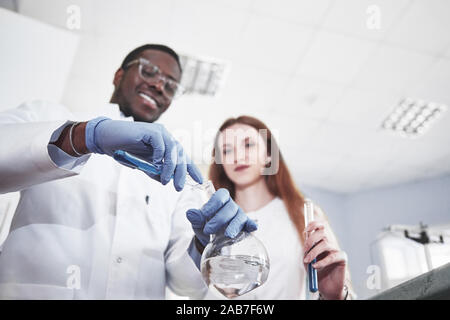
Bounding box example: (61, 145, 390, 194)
(103, 103, 134, 122)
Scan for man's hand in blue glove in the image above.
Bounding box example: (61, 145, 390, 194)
(84, 117, 203, 191)
(186, 188, 258, 249)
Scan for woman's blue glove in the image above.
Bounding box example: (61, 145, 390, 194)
(85, 116, 203, 191)
(186, 188, 258, 247)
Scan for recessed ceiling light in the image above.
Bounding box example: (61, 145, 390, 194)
(179, 54, 231, 97)
(381, 98, 448, 138)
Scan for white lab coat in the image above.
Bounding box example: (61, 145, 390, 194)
(0, 100, 207, 299)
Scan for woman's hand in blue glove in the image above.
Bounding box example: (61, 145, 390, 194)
(186, 188, 258, 247)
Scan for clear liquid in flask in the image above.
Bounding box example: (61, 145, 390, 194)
(201, 254, 269, 299)
(194, 180, 270, 298)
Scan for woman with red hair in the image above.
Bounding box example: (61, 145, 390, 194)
(206, 115, 354, 300)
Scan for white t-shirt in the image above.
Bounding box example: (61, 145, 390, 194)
(205, 197, 308, 300)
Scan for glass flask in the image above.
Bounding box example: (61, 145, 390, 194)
(194, 181, 270, 299)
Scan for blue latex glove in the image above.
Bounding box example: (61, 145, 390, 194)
(85, 116, 203, 191)
(186, 188, 258, 247)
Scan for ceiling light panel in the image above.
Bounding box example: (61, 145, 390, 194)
(179, 54, 231, 97)
(381, 98, 448, 138)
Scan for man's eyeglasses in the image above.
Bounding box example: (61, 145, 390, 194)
(125, 58, 184, 99)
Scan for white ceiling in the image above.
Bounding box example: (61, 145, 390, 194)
(15, 0, 450, 193)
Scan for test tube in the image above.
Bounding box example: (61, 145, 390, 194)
(304, 198, 318, 293)
(113, 150, 201, 187)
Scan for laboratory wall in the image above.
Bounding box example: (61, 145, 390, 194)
(298, 183, 348, 248)
(0, 7, 79, 246)
(0, 8, 79, 110)
(305, 174, 450, 299)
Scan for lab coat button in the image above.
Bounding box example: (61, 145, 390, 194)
(116, 257, 122, 263)
(145, 195, 150, 204)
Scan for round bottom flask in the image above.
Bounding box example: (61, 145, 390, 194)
(195, 181, 270, 299)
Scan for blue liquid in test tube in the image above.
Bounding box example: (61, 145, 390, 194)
(112, 150, 200, 186)
(113, 150, 162, 176)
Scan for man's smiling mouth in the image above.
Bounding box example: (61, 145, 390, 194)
(138, 91, 159, 110)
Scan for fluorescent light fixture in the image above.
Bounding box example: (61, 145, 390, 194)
(381, 98, 448, 138)
(179, 54, 231, 97)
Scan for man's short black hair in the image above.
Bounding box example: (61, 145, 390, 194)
(120, 44, 182, 73)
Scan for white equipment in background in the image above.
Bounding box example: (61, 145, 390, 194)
(370, 222, 450, 292)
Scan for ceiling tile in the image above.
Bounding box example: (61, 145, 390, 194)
(306, 121, 382, 156)
(351, 44, 435, 92)
(18, 0, 77, 29)
(273, 114, 322, 152)
(382, 122, 450, 170)
(316, 153, 392, 193)
(235, 13, 315, 74)
(168, 0, 249, 60)
(375, 161, 437, 188)
(311, 178, 360, 193)
(322, 0, 410, 40)
(218, 63, 290, 113)
(287, 148, 343, 183)
(445, 45, 450, 58)
(278, 75, 345, 119)
(203, 0, 254, 12)
(407, 58, 450, 106)
(91, 0, 173, 37)
(327, 87, 402, 129)
(296, 30, 377, 84)
(421, 154, 450, 178)
(341, 153, 393, 174)
(320, 162, 375, 193)
(341, 127, 396, 159)
(250, 0, 333, 26)
(385, 0, 450, 55)
(423, 110, 450, 144)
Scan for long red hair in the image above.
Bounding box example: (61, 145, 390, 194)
(209, 115, 306, 244)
